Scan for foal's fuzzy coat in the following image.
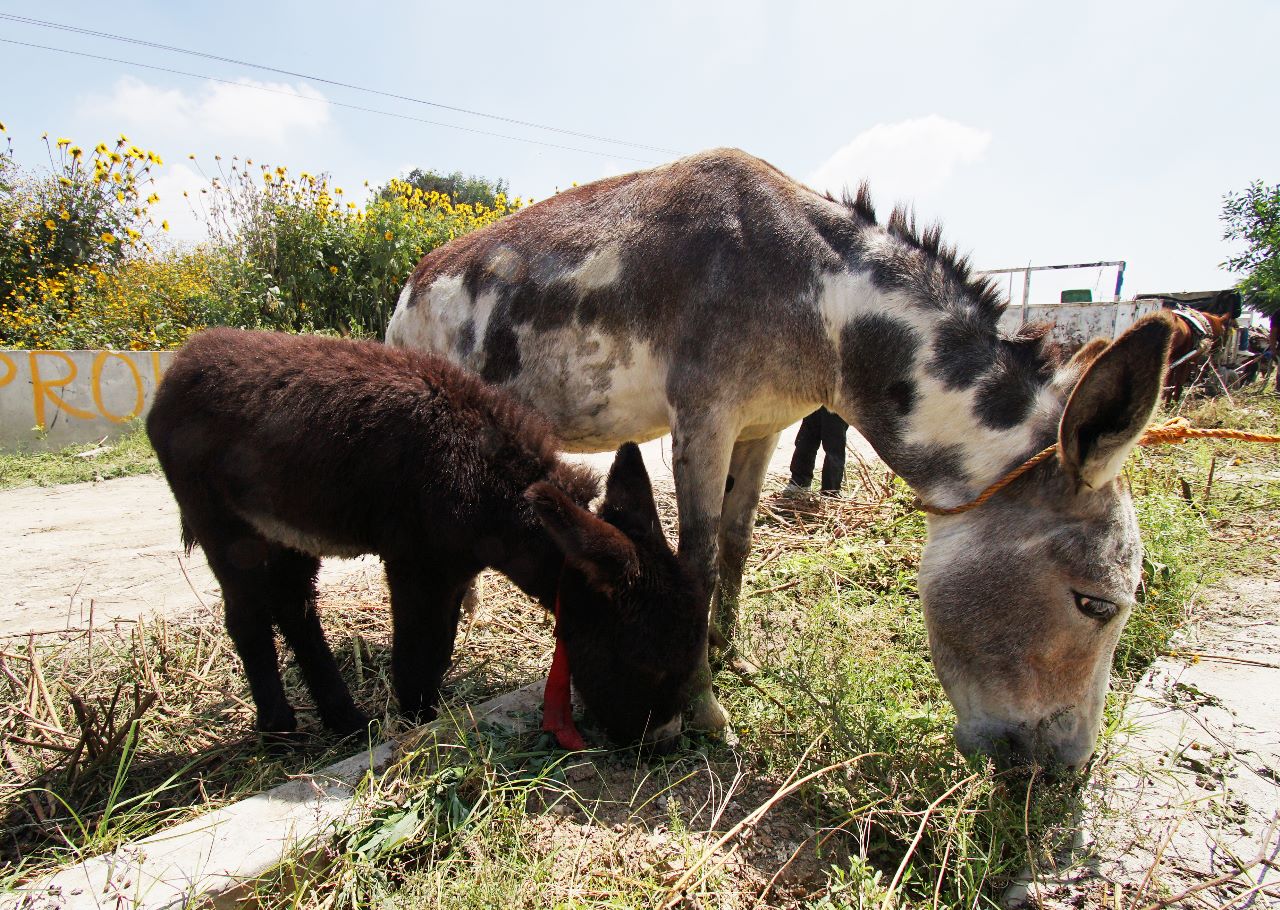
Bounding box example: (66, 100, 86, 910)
(146, 328, 704, 748)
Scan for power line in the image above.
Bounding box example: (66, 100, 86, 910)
(0, 12, 680, 157)
(0, 37, 662, 165)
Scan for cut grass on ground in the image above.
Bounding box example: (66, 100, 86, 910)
(2, 387, 1277, 908)
(0, 425, 158, 491)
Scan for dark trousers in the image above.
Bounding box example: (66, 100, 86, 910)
(789, 408, 849, 493)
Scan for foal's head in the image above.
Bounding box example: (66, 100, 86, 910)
(920, 315, 1173, 771)
(526, 443, 706, 751)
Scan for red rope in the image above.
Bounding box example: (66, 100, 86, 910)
(542, 573, 587, 750)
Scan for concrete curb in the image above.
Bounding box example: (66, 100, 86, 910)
(4, 682, 546, 910)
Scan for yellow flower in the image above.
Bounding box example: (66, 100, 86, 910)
(329, 265, 339, 274)
(56, 137, 71, 147)
(116, 191, 126, 203)
(101, 232, 116, 244)
(126, 228, 140, 240)
(384, 230, 394, 241)
(95, 143, 108, 154)
(147, 193, 160, 204)
(70, 147, 83, 159)
(162, 220, 170, 231)
(58, 176, 72, 186)
(59, 210, 70, 220)
(44, 219, 56, 230)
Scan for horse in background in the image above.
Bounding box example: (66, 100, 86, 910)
(1163, 306, 1231, 403)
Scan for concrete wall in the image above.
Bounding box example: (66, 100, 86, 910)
(0, 350, 174, 452)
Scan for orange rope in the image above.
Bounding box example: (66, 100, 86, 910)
(918, 417, 1280, 516)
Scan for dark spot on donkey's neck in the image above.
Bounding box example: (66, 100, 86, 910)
(840, 312, 919, 439)
(839, 312, 974, 493)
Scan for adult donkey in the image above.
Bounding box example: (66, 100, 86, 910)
(387, 148, 1172, 769)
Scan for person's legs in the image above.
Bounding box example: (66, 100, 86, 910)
(788, 410, 823, 489)
(818, 409, 849, 495)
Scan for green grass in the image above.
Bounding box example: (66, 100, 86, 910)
(0, 424, 158, 490)
(3, 390, 1277, 908)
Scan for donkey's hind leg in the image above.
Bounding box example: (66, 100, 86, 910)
(384, 559, 471, 723)
(714, 431, 781, 671)
(266, 548, 370, 736)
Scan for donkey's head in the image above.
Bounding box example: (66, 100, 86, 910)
(525, 443, 706, 751)
(919, 315, 1173, 771)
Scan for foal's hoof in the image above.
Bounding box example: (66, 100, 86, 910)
(325, 708, 374, 738)
(687, 689, 731, 733)
(256, 705, 299, 736)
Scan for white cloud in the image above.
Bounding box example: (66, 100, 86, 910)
(146, 162, 211, 244)
(80, 75, 331, 148)
(807, 115, 992, 207)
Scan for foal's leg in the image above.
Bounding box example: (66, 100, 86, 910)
(266, 548, 370, 736)
(671, 409, 737, 731)
(715, 431, 781, 662)
(384, 559, 470, 723)
(198, 530, 297, 734)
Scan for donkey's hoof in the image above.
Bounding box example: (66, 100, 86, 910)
(687, 690, 730, 732)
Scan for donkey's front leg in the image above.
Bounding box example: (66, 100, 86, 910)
(714, 432, 780, 666)
(672, 410, 736, 732)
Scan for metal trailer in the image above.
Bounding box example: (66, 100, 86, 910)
(982, 260, 1165, 346)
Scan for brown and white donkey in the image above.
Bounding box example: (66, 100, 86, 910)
(387, 148, 1172, 770)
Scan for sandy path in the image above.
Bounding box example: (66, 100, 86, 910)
(0, 426, 873, 638)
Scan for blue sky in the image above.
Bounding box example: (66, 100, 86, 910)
(1, 0, 1275, 303)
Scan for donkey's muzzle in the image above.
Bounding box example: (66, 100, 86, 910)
(955, 722, 1094, 774)
(642, 715, 683, 754)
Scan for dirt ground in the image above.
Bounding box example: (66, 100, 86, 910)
(0, 428, 835, 638)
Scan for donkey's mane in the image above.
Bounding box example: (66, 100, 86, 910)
(829, 183, 1007, 320)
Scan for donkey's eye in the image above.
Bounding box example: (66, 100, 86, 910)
(1073, 591, 1117, 621)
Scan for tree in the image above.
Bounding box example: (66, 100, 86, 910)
(1221, 180, 1280, 316)
(382, 168, 510, 210)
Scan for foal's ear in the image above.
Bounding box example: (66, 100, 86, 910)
(1058, 313, 1173, 490)
(1068, 337, 1111, 372)
(599, 442, 663, 540)
(526, 482, 640, 595)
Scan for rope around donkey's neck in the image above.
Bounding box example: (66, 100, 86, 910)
(916, 417, 1280, 516)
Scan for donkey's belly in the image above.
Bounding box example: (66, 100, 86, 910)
(506, 337, 673, 453)
(240, 511, 369, 559)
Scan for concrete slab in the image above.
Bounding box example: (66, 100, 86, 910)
(1, 682, 546, 910)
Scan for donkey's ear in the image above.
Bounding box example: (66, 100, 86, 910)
(599, 442, 663, 539)
(1058, 313, 1173, 490)
(526, 482, 640, 595)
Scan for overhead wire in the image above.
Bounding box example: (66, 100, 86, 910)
(0, 12, 679, 157)
(0, 37, 663, 165)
